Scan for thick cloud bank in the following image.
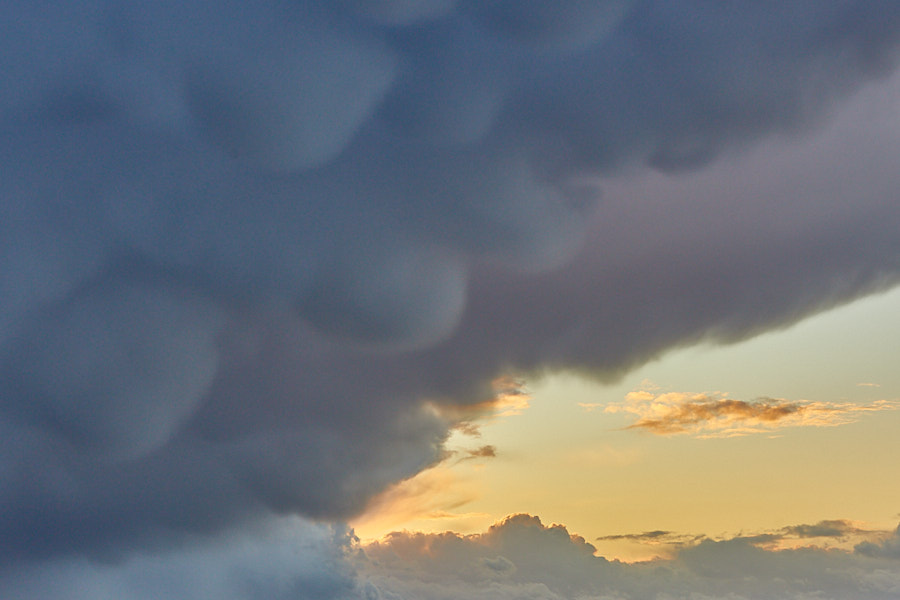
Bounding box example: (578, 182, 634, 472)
(360, 515, 900, 600)
(2, 0, 900, 593)
(0, 519, 360, 600)
(5, 514, 899, 600)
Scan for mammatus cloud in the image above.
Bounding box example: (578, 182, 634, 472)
(3, 0, 900, 597)
(599, 391, 900, 437)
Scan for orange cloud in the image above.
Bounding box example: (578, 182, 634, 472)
(432, 376, 531, 437)
(604, 390, 900, 438)
(594, 519, 887, 560)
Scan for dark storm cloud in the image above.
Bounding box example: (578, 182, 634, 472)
(0, 519, 360, 600)
(2, 1, 900, 591)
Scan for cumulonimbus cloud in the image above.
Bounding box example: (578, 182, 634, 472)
(2, 0, 900, 585)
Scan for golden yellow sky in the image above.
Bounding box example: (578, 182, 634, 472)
(352, 285, 900, 561)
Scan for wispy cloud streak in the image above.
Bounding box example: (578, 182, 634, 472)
(602, 391, 900, 437)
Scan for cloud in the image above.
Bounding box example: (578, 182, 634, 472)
(432, 377, 531, 439)
(359, 514, 900, 600)
(597, 529, 702, 546)
(348, 462, 484, 539)
(2, 281, 226, 460)
(5, 513, 898, 600)
(856, 525, 900, 559)
(362, 514, 609, 597)
(2, 0, 900, 596)
(598, 519, 883, 561)
(604, 390, 900, 437)
(595, 529, 706, 561)
(0, 518, 360, 600)
(462, 445, 497, 460)
(782, 519, 868, 540)
(350, 441, 498, 539)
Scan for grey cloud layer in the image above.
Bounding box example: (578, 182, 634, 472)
(362, 515, 900, 600)
(0, 519, 359, 600)
(4, 515, 899, 600)
(2, 0, 900, 586)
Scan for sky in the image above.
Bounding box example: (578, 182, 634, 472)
(353, 285, 900, 562)
(2, 1, 900, 599)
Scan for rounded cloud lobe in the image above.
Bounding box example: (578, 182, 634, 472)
(2, 0, 900, 578)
